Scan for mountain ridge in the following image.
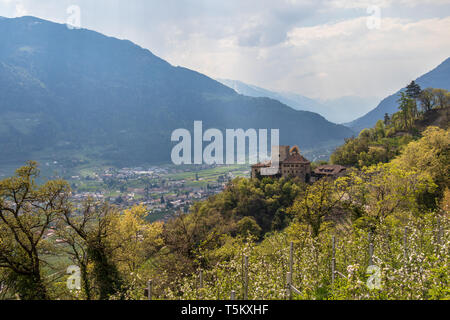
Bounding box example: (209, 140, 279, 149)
(0, 16, 353, 166)
(217, 78, 380, 124)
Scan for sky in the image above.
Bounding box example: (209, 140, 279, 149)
(1, 0, 450, 100)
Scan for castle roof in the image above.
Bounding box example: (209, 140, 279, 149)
(283, 152, 310, 164)
(251, 145, 310, 168)
(313, 165, 346, 176)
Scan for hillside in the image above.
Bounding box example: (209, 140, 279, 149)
(0, 16, 353, 167)
(331, 90, 449, 168)
(348, 57, 450, 133)
(1, 118, 447, 300)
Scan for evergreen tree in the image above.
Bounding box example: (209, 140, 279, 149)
(406, 80, 422, 99)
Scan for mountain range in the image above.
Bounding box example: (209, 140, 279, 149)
(217, 79, 379, 124)
(219, 57, 450, 132)
(0, 16, 354, 166)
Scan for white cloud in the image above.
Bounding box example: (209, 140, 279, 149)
(329, 0, 391, 9)
(280, 16, 450, 97)
(0, 0, 27, 17)
(159, 13, 450, 99)
(15, 2, 26, 16)
(330, 0, 450, 9)
(287, 18, 363, 44)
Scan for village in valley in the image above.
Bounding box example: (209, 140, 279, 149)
(49, 162, 251, 222)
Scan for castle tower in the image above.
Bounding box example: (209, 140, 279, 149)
(279, 146, 290, 161)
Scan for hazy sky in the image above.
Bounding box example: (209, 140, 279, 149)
(1, 0, 450, 99)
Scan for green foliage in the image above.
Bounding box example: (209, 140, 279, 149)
(331, 88, 449, 168)
(237, 217, 262, 238)
(289, 178, 348, 237)
(161, 213, 448, 300)
(0, 161, 71, 300)
(392, 126, 450, 193)
(191, 176, 304, 235)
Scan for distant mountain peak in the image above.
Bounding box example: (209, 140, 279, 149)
(6, 15, 49, 24)
(217, 79, 379, 124)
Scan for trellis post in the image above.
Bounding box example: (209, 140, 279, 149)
(147, 280, 152, 300)
(198, 270, 203, 299)
(331, 236, 336, 285)
(403, 227, 408, 266)
(289, 241, 294, 275)
(286, 272, 292, 300)
(243, 256, 248, 300)
(368, 231, 374, 266)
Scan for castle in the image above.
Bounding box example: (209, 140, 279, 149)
(251, 146, 311, 182)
